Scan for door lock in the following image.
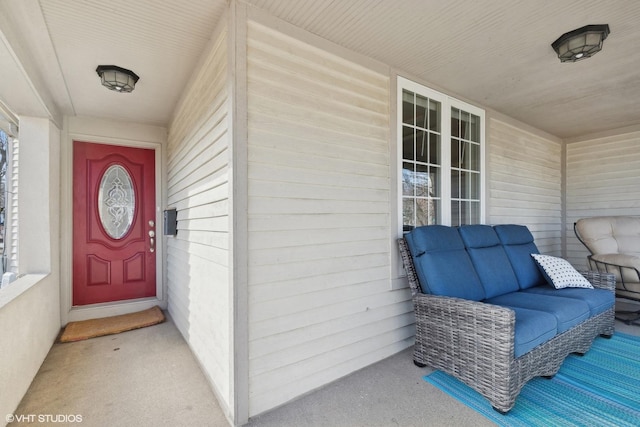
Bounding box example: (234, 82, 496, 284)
(149, 226, 155, 252)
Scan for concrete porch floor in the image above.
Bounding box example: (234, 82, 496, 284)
(9, 309, 640, 427)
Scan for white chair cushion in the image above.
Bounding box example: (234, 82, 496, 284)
(576, 216, 640, 255)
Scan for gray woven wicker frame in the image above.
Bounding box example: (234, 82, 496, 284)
(398, 238, 615, 413)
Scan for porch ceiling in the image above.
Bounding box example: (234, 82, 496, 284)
(0, 0, 639, 139)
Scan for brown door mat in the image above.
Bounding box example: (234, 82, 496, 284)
(60, 306, 165, 343)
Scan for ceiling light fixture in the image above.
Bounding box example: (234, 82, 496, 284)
(551, 24, 610, 63)
(95, 65, 140, 93)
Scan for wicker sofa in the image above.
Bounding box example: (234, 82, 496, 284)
(398, 224, 615, 413)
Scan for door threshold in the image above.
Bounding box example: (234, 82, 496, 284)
(67, 297, 166, 323)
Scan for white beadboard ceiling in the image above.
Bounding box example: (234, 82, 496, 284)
(0, 0, 639, 139)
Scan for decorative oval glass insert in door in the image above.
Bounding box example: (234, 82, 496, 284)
(97, 164, 136, 239)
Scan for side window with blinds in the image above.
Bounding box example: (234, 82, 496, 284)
(0, 128, 17, 275)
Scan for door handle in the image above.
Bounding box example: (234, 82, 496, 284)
(149, 230, 155, 253)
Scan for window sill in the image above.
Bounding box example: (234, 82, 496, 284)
(0, 274, 49, 310)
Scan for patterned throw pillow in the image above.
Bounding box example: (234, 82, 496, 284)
(531, 254, 594, 289)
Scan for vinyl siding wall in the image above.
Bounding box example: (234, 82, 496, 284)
(487, 117, 563, 255)
(565, 129, 640, 268)
(246, 21, 413, 416)
(163, 10, 616, 420)
(166, 22, 233, 412)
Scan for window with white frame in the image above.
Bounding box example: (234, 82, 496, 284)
(398, 77, 484, 229)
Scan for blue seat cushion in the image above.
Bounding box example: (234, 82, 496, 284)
(522, 285, 615, 316)
(494, 225, 547, 290)
(507, 306, 558, 358)
(405, 226, 485, 301)
(458, 225, 520, 298)
(486, 291, 591, 333)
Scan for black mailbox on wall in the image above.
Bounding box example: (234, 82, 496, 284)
(164, 208, 178, 236)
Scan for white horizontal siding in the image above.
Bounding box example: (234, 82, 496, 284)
(166, 24, 232, 411)
(246, 21, 411, 416)
(566, 131, 640, 268)
(488, 118, 563, 254)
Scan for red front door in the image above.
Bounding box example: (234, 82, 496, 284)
(73, 141, 156, 306)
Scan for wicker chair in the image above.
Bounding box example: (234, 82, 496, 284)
(398, 234, 615, 413)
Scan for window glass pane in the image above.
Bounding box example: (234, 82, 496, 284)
(429, 133, 440, 164)
(416, 198, 438, 226)
(415, 130, 428, 163)
(451, 169, 461, 199)
(460, 201, 481, 224)
(451, 108, 460, 138)
(430, 166, 441, 197)
(468, 201, 481, 223)
(403, 126, 414, 161)
(416, 95, 429, 129)
(402, 162, 414, 196)
(415, 164, 430, 197)
(460, 171, 469, 199)
(403, 198, 415, 228)
(451, 138, 460, 167)
(451, 169, 460, 198)
(461, 201, 469, 225)
(471, 171, 480, 199)
(432, 199, 440, 224)
(461, 111, 470, 139)
(451, 201, 460, 226)
(469, 113, 480, 142)
(460, 171, 480, 199)
(402, 90, 414, 125)
(429, 100, 440, 132)
(462, 141, 480, 171)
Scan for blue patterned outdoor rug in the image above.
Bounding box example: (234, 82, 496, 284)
(425, 333, 640, 426)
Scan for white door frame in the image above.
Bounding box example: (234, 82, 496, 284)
(60, 117, 167, 324)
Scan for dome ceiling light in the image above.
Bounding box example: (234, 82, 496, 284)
(551, 24, 610, 63)
(96, 65, 140, 93)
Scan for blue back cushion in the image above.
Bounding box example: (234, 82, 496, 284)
(405, 226, 485, 301)
(458, 225, 520, 298)
(494, 225, 547, 290)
